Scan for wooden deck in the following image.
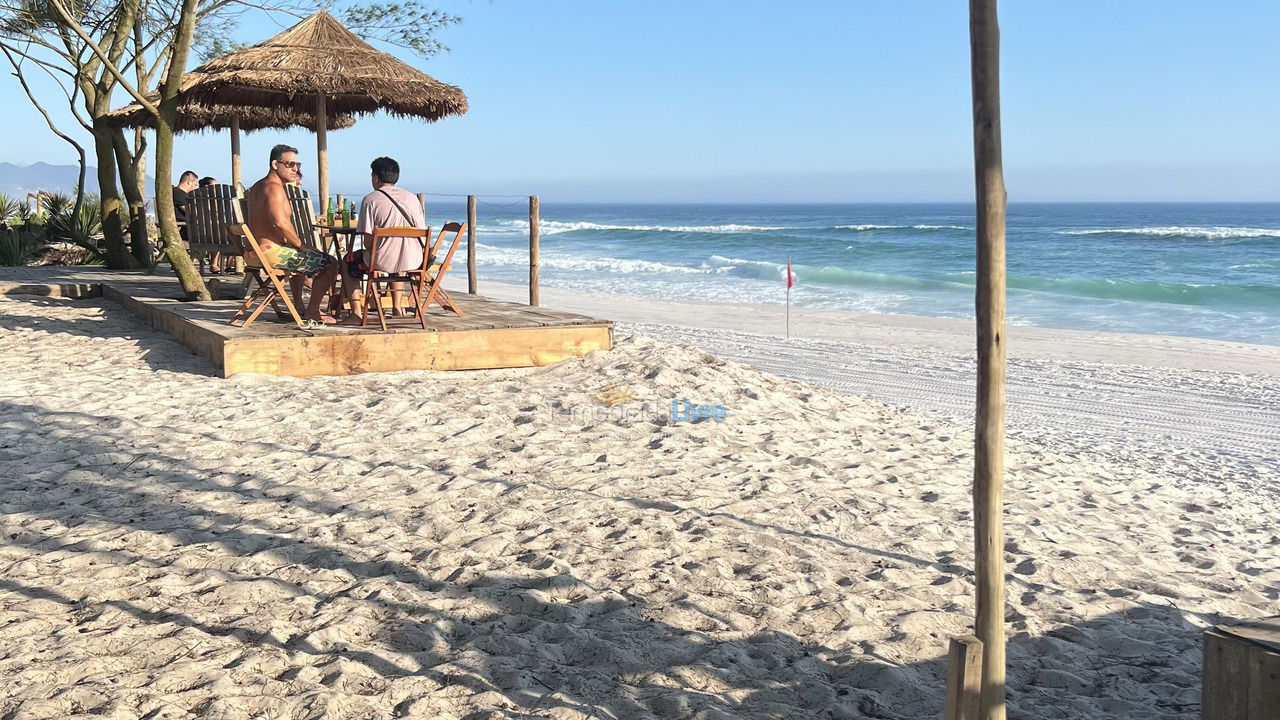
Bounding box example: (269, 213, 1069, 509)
(0, 267, 612, 377)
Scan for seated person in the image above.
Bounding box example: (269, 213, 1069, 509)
(245, 144, 340, 325)
(172, 170, 198, 241)
(341, 156, 426, 320)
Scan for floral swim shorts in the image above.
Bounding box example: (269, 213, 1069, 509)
(249, 241, 334, 277)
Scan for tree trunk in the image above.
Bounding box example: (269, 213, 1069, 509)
(112, 127, 152, 265)
(92, 121, 138, 269)
(154, 107, 208, 300)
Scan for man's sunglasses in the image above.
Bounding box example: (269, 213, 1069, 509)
(276, 161, 302, 170)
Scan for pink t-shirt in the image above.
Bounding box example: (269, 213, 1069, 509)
(356, 185, 427, 273)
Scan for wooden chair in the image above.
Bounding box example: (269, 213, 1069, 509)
(282, 184, 350, 314)
(187, 184, 245, 274)
(283, 184, 329, 252)
(405, 222, 466, 325)
(226, 222, 305, 329)
(360, 226, 428, 331)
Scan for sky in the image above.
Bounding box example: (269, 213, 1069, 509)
(2, 0, 1278, 202)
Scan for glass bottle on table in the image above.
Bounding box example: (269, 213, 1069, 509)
(325, 197, 334, 226)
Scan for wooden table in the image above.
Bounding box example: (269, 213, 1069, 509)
(314, 223, 361, 258)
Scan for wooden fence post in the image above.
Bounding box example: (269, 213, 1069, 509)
(529, 195, 540, 307)
(945, 636, 984, 720)
(467, 194, 477, 294)
(970, 1, 1009, 718)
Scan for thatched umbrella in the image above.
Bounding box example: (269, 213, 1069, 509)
(103, 99, 357, 186)
(161, 10, 468, 209)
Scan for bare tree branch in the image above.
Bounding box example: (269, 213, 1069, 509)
(2, 42, 88, 216)
(45, 0, 157, 113)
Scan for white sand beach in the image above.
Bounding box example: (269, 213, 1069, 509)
(1, 288, 1277, 719)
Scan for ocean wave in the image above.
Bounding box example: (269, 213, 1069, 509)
(1057, 226, 1280, 240)
(475, 243, 707, 275)
(706, 255, 1279, 307)
(487, 219, 971, 235)
(835, 224, 971, 232)
(1007, 275, 1280, 307)
(494, 219, 792, 234)
(706, 256, 969, 291)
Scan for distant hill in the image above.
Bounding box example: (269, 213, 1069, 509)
(0, 162, 154, 198)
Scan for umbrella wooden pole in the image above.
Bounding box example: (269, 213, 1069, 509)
(230, 115, 241, 187)
(317, 94, 329, 212)
(969, 1, 1008, 719)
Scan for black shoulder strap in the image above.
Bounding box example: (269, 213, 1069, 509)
(377, 188, 415, 225)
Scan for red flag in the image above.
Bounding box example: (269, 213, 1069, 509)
(787, 257, 795, 289)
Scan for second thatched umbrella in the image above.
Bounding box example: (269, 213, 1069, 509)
(104, 99, 357, 187)
(168, 10, 468, 209)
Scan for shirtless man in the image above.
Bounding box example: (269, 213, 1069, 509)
(245, 144, 339, 325)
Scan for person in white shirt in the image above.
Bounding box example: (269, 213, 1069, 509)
(340, 156, 427, 321)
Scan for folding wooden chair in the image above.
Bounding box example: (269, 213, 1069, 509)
(227, 223, 305, 329)
(406, 222, 467, 325)
(359, 226, 429, 331)
(187, 184, 245, 275)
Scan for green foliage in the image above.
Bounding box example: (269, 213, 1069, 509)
(41, 191, 105, 264)
(39, 191, 72, 218)
(16, 201, 43, 230)
(340, 2, 462, 58)
(0, 228, 38, 266)
(0, 194, 18, 227)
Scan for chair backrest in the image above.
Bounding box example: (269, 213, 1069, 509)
(429, 222, 467, 271)
(369, 226, 430, 272)
(283, 184, 323, 250)
(186, 184, 243, 254)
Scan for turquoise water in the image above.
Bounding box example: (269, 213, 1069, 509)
(404, 201, 1280, 346)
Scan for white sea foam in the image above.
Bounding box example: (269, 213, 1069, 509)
(494, 219, 792, 234)
(475, 243, 706, 274)
(835, 224, 970, 231)
(1058, 226, 1280, 239)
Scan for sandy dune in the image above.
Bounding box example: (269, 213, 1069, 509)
(0, 295, 1276, 719)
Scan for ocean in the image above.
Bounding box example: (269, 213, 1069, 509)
(399, 201, 1280, 347)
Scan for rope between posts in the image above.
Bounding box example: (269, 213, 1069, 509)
(420, 192, 534, 209)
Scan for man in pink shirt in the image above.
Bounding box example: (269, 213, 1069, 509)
(341, 156, 427, 320)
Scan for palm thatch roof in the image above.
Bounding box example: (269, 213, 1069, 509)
(102, 97, 357, 133)
(174, 11, 467, 121)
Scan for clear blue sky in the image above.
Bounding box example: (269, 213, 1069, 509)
(3, 1, 1278, 202)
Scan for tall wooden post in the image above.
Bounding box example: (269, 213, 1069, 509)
(467, 194, 478, 294)
(230, 115, 242, 188)
(316, 94, 329, 212)
(529, 195, 540, 307)
(969, 1, 1008, 719)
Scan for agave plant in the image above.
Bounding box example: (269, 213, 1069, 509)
(43, 192, 105, 264)
(40, 191, 72, 219)
(15, 201, 37, 230)
(0, 194, 18, 228)
(0, 229, 38, 266)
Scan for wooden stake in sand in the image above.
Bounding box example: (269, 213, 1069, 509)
(945, 635, 984, 720)
(969, 1, 1008, 718)
(529, 195, 540, 307)
(468, 194, 478, 294)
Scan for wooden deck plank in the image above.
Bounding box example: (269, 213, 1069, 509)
(0, 268, 613, 377)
